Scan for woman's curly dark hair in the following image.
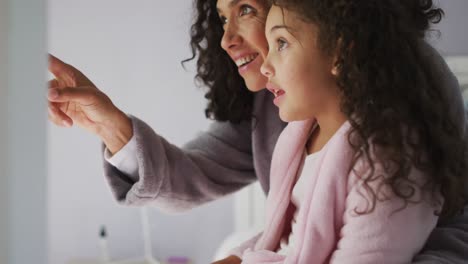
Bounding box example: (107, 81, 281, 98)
(183, 0, 255, 123)
(271, 0, 467, 218)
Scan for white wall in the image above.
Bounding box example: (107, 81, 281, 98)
(0, 0, 48, 263)
(0, 0, 7, 258)
(47, 1, 234, 264)
(430, 0, 468, 55)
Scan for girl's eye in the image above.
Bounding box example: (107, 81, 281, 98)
(277, 38, 288, 51)
(240, 5, 254, 16)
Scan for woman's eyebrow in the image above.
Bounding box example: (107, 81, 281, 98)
(228, 0, 242, 8)
(217, 0, 243, 14)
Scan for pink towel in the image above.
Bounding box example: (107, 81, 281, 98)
(233, 119, 441, 264)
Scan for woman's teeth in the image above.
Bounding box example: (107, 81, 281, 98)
(235, 54, 258, 67)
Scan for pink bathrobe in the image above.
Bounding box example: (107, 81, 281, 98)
(232, 119, 441, 264)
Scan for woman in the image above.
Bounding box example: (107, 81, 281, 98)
(47, 0, 468, 263)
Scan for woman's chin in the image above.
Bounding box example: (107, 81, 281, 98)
(244, 77, 268, 93)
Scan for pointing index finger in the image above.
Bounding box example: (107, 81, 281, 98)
(48, 54, 70, 79)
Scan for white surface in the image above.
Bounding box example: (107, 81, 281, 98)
(445, 56, 468, 84)
(140, 207, 161, 264)
(213, 229, 262, 261)
(68, 259, 155, 264)
(47, 1, 234, 264)
(219, 182, 265, 260)
(445, 56, 468, 107)
(0, 0, 48, 263)
(233, 182, 266, 232)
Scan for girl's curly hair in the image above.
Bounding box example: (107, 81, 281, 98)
(183, 0, 256, 123)
(271, 0, 467, 218)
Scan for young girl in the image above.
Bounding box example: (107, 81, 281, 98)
(228, 0, 467, 263)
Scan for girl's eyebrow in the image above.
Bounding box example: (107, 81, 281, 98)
(270, 24, 295, 33)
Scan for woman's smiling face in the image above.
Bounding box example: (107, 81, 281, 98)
(217, 0, 270, 92)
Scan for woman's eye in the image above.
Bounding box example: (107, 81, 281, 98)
(219, 16, 228, 25)
(277, 38, 288, 51)
(239, 5, 254, 16)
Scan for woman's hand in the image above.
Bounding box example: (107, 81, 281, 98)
(47, 54, 132, 154)
(212, 255, 242, 264)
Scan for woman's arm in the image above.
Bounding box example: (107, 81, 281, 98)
(103, 114, 257, 212)
(412, 204, 468, 263)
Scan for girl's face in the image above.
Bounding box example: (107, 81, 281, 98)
(217, 0, 270, 92)
(261, 5, 340, 122)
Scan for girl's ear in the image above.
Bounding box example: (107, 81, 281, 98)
(331, 63, 339, 76)
(330, 55, 341, 76)
(330, 38, 342, 76)
(331, 37, 348, 77)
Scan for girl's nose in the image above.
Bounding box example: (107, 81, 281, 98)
(260, 56, 274, 77)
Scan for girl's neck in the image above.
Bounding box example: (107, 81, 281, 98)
(306, 112, 347, 155)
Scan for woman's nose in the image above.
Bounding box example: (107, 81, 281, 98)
(221, 20, 242, 51)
